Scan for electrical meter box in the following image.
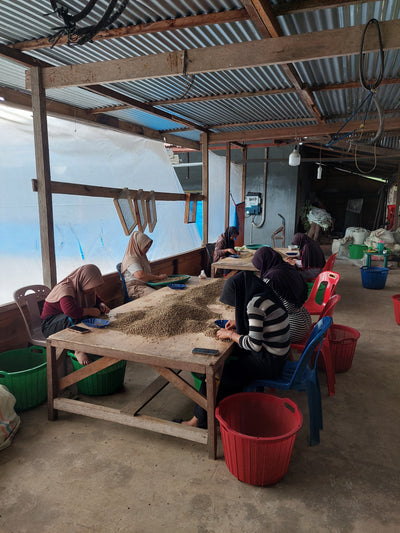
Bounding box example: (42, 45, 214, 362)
(245, 192, 262, 216)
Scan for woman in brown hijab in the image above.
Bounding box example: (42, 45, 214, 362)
(41, 264, 110, 365)
(121, 231, 168, 300)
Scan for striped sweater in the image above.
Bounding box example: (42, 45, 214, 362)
(238, 295, 290, 357)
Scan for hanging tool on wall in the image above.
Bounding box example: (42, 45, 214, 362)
(271, 213, 286, 248)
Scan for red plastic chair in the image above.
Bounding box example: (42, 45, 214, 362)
(322, 252, 338, 273)
(292, 294, 341, 396)
(304, 271, 341, 316)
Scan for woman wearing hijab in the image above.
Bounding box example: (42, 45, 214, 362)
(41, 264, 110, 365)
(121, 231, 168, 300)
(292, 233, 326, 281)
(252, 247, 311, 342)
(182, 271, 290, 429)
(213, 226, 239, 262)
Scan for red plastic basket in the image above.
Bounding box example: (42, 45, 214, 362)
(215, 393, 302, 486)
(392, 294, 400, 325)
(328, 324, 360, 373)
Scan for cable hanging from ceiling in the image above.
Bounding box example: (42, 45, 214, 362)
(45, 0, 129, 47)
(326, 18, 385, 153)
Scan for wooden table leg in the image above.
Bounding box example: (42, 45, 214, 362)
(205, 367, 217, 459)
(47, 344, 58, 420)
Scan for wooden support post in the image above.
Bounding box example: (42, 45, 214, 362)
(201, 132, 209, 245)
(225, 142, 231, 229)
(30, 67, 57, 288)
(241, 145, 247, 203)
(395, 162, 400, 230)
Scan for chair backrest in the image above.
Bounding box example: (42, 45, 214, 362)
(318, 294, 341, 320)
(322, 253, 338, 273)
(116, 263, 132, 303)
(306, 271, 341, 309)
(13, 284, 51, 347)
(290, 316, 333, 386)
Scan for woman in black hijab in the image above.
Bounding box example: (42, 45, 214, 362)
(252, 247, 312, 342)
(182, 271, 290, 429)
(213, 226, 239, 262)
(292, 233, 326, 281)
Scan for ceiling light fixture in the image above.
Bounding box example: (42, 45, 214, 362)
(316, 145, 322, 179)
(289, 146, 301, 166)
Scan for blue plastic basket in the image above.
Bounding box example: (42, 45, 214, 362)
(360, 266, 389, 290)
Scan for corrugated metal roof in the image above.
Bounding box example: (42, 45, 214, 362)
(0, 0, 399, 177)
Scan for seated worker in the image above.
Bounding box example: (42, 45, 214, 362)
(41, 264, 110, 365)
(121, 231, 168, 300)
(181, 271, 290, 429)
(252, 247, 311, 343)
(213, 226, 239, 262)
(292, 233, 326, 281)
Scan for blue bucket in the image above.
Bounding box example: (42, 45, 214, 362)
(360, 266, 389, 290)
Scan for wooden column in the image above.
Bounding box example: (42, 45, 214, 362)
(201, 133, 209, 244)
(30, 67, 57, 288)
(394, 161, 400, 231)
(241, 145, 247, 202)
(225, 142, 231, 229)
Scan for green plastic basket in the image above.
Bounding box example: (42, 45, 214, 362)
(0, 346, 47, 411)
(68, 352, 127, 395)
(349, 244, 367, 259)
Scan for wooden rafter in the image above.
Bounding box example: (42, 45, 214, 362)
(241, 0, 324, 123)
(273, 0, 371, 16)
(27, 20, 400, 90)
(9, 9, 250, 52)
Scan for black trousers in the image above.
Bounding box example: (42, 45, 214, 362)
(193, 347, 287, 428)
(41, 314, 75, 338)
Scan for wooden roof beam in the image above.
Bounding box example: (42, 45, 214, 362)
(30, 19, 400, 90)
(0, 86, 200, 150)
(10, 10, 250, 52)
(207, 117, 400, 144)
(241, 0, 324, 123)
(273, 0, 371, 16)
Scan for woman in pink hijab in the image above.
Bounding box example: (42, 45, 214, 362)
(41, 264, 110, 365)
(121, 231, 167, 300)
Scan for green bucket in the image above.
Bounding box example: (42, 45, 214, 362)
(0, 346, 47, 411)
(67, 351, 126, 396)
(349, 244, 367, 259)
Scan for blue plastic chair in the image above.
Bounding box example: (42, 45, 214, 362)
(246, 316, 333, 446)
(116, 263, 132, 303)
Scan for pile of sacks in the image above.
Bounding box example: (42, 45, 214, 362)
(332, 227, 400, 257)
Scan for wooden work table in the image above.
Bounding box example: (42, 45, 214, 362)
(211, 247, 296, 277)
(46, 277, 234, 459)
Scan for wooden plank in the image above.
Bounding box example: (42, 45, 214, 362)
(12, 10, 249, 51)
(151, 366, 207, 411)
(53, 398, 208, 444)
(30, 67, 57, 289)
(31, 179, 204, 202)
(29, 20, 400, 89)
(58, 356, 122, 391)
(208, 117, 400, 144)
(120, 374, 170, 415)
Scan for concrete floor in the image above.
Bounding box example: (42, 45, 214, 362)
(1, 259, 399, 533)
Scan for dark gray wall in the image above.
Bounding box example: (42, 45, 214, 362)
(175, 145, 300, 246)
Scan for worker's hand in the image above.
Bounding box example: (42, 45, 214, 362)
(217, 328, 233, 340)
(226, 320, 236, 330)
(285, 257, 297, 266)
(86, 307, 101, 317)
(226, 248, 236, 255)
(158, 274, 168, 280)
(99, 302, 110, 314)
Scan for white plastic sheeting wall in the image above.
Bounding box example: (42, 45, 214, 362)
(0, 106, 242, 304)
(0, 106, 203, 303)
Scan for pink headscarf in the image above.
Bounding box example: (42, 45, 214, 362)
(121, 231, 153, 275)
(45, 264, 104, 308)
